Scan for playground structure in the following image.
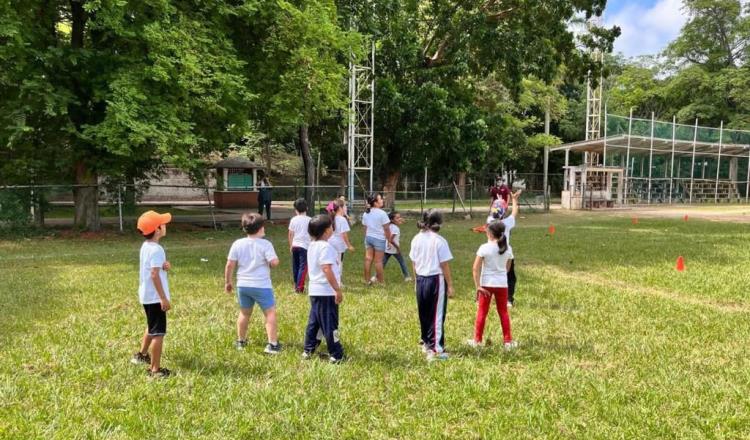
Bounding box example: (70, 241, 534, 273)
(552, 112, 750, 209)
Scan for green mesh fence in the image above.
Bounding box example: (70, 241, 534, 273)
(606, 114, 750, 145)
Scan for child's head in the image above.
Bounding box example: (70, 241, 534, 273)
(293, 198, 308, 215)
(417, 209, 442, 233)
(241, 212, 265, 236)
(388, 211, 403, 225)
(491, 198, 508, 219)
(486, 220, 508, 255)
(365, 192, 383, 213)
(137, 210, 172, 240)
(308, 214, 333, 241)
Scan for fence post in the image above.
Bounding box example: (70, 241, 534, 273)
(469, 179, 473, 215)
(452, 183, 456, 213)
(117, 184, 123, 233)
(420, 184, 424, 214)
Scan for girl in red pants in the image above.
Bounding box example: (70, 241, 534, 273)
(467, 220, 516, 350)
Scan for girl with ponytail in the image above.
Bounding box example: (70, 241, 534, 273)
(361, 192, 392, 285)
(467, 219, 516, 350)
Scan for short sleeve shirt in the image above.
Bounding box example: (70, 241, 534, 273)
(328, 216, 351, 253)
(476, 242, 514, 287)
(307, 240, 340, 296)
(139, 241, 170, 304)
(409, 231, 453, 276)
(385, 224, 400, 254)
(288, 215, 311, 249)
(228, 237, 278, 289)
(363, 208, 390, 240)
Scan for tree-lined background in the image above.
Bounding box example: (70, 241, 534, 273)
(9, 0, 744, 231)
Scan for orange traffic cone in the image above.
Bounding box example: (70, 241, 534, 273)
(683, 214, 689, 222)
(548, 224, 556, 235)
(676, 256, 685, 272)
(632, 217, 639, 225)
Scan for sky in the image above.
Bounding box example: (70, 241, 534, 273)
(603, 0, 688, 59)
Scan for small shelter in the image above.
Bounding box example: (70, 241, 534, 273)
(213, 157, 264, 209)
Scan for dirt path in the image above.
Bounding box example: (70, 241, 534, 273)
(550, 204, 750, 223)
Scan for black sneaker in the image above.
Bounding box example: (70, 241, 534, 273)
(148, 367, 172, 378)
(235, 340, 248, 351)
(264, 342, 282, 355)
(131, 352, 151, 365)
(301, 351, 313, 360)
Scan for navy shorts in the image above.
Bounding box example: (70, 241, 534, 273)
(143, 303, 167, 336)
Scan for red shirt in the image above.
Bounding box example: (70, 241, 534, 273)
(489, 185, 510, 202)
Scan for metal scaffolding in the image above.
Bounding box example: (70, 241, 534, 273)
(552, 113, 750, 208)
(347, 41, 375, 204)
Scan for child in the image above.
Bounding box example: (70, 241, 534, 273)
(302, 215, 345, 363)
(503, 190, 521, 307)
(362, 192, 392, 285)
(224, 213, 282, 354)
(327, 199, 355, 282)
(409, 209, 454, 361)
(382, 211, 411, 282)
(132, 210, 173, 378)
(288, 198, 311, 293)
(467, 220, 516, 350)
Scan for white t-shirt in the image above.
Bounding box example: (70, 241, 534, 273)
(288, 215, 311, 249)
(138, 241, 170, 304)
(328, 215, 351, 253)
(476, 242, 514, 287)
(227, 237, 278, 289)
(409, 231, 453, 276)
(502, 215, 516, 255)
(385, 224, 401, 255)
(307, 240, 340, 296)
(363, 208, 390, 240)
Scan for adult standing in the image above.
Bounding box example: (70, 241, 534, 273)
(258, 176, 272, 220)
(489, 176, 510, 204)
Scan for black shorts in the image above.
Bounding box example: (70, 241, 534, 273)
(143, 303, 167, 336)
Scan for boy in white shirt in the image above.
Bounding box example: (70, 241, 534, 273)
(302, 215, 344, 363)
(132, 210, 173, 378)
(225, 213, 281, 354)
(382, 211, 411, 281)
(288, 198, 311, 293)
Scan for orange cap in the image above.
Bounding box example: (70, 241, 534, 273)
(137, 210, 172, 235)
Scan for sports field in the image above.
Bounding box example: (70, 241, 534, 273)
(2, 212, 750, 439)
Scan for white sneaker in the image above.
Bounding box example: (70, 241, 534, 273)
(404, 276, 413, 282)
(419, 341, 429, 354)
(507, 302, 513, 308)
(426, 351, 449, 362)
(504, 341, 518, 351)
(370, 276, 377, 283)
(465, 339, 482, 348)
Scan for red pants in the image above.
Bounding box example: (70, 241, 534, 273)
(474, 286, 512, 343)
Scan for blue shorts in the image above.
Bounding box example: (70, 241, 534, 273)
(365, 235, 386, 252)
(237, 287, 276, 311)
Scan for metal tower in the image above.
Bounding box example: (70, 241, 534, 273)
(584, 16, 604, 166)
(347, 41, 375, 204)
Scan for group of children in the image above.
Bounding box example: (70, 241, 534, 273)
(131, 190, 521, 377)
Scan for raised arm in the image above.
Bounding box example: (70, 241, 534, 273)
(510, 190, 522, 218)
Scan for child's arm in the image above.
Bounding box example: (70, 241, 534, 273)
(440, 261, 454, 298)
(342, 232, 355, 251)
(383, 223, 392, 245)
(321, 264, 343, 304)
(150, 268, 171, 311)
(224, 260, 237, 293)
(472, 256, 489, 297)
(288, 229, 294, 252)
(506, 258, 512, 271)
(510, 190, 522, 218)
(269, 258, 280, 268)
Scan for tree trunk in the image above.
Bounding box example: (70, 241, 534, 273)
(74, 161, 101, 230)
(298, 124, 314, 209)
(382, 170, 400, 209)
(456, 172, 466, 201)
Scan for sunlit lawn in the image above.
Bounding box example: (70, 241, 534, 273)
(2, 211, 750, 438)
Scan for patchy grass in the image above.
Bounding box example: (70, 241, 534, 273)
(2, 212, 750, 438)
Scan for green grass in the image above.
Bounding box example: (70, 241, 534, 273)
(3, 212, 750, 438)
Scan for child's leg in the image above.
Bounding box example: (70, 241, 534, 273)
(473, 290, 492, 343)
(507, 259, 516, 304)
(296, 248, 308, 291)
(415, 276, 433, 347)
(150, 336, 164, 372)
(292, 247, 300, 287)
(319, 297, 344, 360)
(395, 253, 411, 278)
(262, 306, 278, 344)
(382, 253, 391, 268)
(436, 276, 448, 352)
(364, 246, 374, 281)
(494, 288, 513, 343)
(139, 329, 153, 355)
(303, 298, 322, 353)
(237, 307, 252, 341)
(373, 250, 385, 283)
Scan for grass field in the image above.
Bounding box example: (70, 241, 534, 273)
(3, 212, 750, 439)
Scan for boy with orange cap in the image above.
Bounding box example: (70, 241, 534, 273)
(132, 210, 173, 378)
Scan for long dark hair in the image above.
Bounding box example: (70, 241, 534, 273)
(417, 209, 442, 232)
(487, 220, 508, 255)
(365, 192, 381, 214)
